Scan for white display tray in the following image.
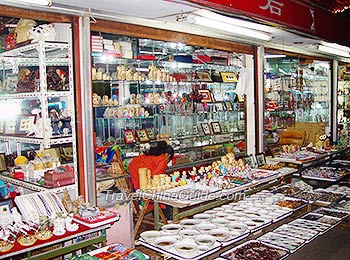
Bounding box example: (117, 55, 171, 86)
(288, 218, 331, 234)
(273, 224, 319, 243)
(313, 207, 350, 220)
(220, 240, 289, 260)
(139, 238, 222, 260)
(257, 231, 306, 253)
(221, 230, 250, 247)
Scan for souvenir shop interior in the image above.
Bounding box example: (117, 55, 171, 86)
(1, 0, 350, 259)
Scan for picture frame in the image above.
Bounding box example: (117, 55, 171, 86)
(198, 89, 213, 102)
(214, 102, 225, 112)
(0, 153, 6, 171)
(136, 129, 150, 143)
(15, 114, 36, 135)
(0, 200, 12, 212)
(0, 119, 5, 134)
(4, 118, 17, 135)
(201, 123, 211, 135)
(244, 154, 256, 168)
(196, 71, 212, 82)
(268, 144, 282, 157)
(224, 101, 233, 111)
(211, 121, 222, 134)
(255, 153, 267, 167)
(220, 72, 238, 83)
(146, 128, 156, 140)
(123, 129, 136, 144)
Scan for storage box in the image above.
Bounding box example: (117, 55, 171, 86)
(44, 165, 74, 182)
(44, 178, 75, 188)
(174, 55, 193, 63)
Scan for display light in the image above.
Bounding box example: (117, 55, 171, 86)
(9, 0, 52, 6)
(185, 10, 272, 41)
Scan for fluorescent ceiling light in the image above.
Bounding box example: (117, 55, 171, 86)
(8, 0, 52, 6)
(264, 54, 286, 58)
(194, 9, 273, 33)
(318, 44, 350, 58)
(187, 14, 271, 41)
(320, 41, 350, 53)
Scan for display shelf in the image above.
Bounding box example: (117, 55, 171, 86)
(96, 173, 129, 182)
(0, 173, 77, 192)
(0, 40, 77, 194)
(0, 91, 73, 99)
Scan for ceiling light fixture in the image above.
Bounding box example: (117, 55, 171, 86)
(185, 10, 272, 41)
(194, 9, 273, 33)
(317, 44, 350, 58)
(9, 0, 52, 6)
(264, 54, 286, 58)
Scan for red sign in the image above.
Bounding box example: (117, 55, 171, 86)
(184, 0, 350, 46)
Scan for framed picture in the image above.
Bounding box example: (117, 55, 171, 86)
(220, 72, 238, 83)
(15, 114, 36, 135)
(0, 119, 5, 134)
(224, 101, 233, 111)
(268, 144, 282, 157)
(196, 71, 212, 82)
(214, 102, 225, 112)
(244, 154, 256, 168)
(136, 129, 150, 143)
(201, 123, 211, 135)
(124, 129, 136, 144)
(255, 153, 267, 167)
(0, 200, 12, 212)
(0, 153, 6, 171)
(211, 121, 222, 134)
(4, 118, 17, 135)
(198, 89, 213, 102)
(146, 128, 156, 140)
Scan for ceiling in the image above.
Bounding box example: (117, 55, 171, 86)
(308, 0, 350, 15)
(1, 0, 350, 60)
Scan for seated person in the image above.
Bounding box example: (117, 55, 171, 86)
(128, 140, 174, 190)
(128, 141, 174, 220)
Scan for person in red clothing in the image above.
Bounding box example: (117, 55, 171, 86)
(128, 141, 174, 190)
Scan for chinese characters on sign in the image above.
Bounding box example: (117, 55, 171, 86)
(260, 0, 284, 16)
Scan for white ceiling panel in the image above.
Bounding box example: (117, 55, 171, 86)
(52, 0, 197, 19)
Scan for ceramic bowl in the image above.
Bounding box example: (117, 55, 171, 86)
(215, 212, 229, 219)
(196, 223, 217, 233)
(197, 245, 210, 252)
(227, 223, 248, 233)
(179, 229, 201, 238)
(210, 218, 230, 227)
(174, 239, 197, 254)
(161, 224, 182, 235)
(140, 230, 162, 243)
(153, 236, 177, 249)
(208, 228, 231, 241)
(180, 219, 200, 229)
(193, 213, 212, 222)
(204, 210, 217, 215)
(194, 234, 216, 247)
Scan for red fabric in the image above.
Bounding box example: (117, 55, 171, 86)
(0, 222, 91, 257)
(128, 154, 168, 190)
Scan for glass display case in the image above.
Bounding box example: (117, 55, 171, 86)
(264, 55, 330, 148)
(92, 34, 247, 168)
(337, 62, 350, 146)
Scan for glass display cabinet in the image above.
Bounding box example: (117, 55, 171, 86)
(92, 34, 247, 168)
(337, 62, 350, 146)
(264, 55, 331, 148)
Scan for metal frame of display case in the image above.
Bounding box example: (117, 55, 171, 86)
(0, 41, 78, 194)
